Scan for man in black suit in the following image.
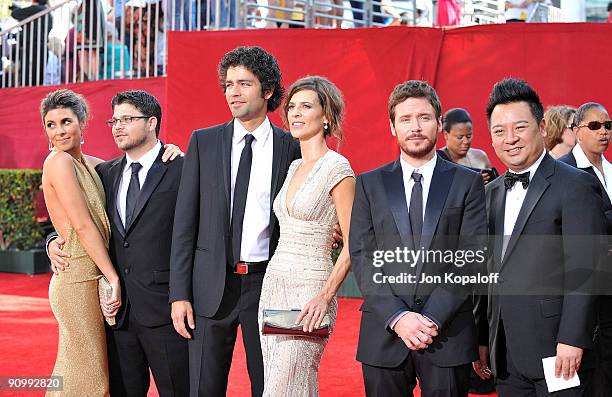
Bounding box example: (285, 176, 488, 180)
(349, 80, 488, 397)
(558, 102, 612, 396)
(481, 79, 606, 396)
(49, 91, 189, 397)
(168, 47, 301, 397)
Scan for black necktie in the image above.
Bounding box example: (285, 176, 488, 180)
(504, 171, 530, 190)
(409, 171, 423, 249)
(231, 134, 255, 267)
(125, 162, 142, 226)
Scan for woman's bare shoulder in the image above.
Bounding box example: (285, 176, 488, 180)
(43, 150, 73, 171)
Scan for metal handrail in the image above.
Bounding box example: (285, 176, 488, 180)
(0, 0, 74, 35)
(0, 0, 511, 88)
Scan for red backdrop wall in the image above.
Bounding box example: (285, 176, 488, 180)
(435, 23, 612, 171)
(165, 27, 444, 174)
(0, 78, 166, 169)
(2, 23, 611, 172)
(165, 23, 612, 174)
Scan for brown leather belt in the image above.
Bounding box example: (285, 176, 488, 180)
(234, 261, 268, 275)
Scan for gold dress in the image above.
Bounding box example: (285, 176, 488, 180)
(258, 151, 354, 397)
(46, 155, 111, 396)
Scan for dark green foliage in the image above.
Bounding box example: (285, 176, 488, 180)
(0, 169, 44, 250)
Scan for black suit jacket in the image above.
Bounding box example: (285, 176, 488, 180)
(558, 150, 612, 334)
(169, 121, 301, 317)
(483, 153, 605, 379)
(96, 146, 183, 328)
(558, 150, 612, 232)
(349, 155, 487, 368)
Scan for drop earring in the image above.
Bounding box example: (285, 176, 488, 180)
(48, 141, 53, 151)
(80, 134, 85, 144)
(323, 122, 329, 131)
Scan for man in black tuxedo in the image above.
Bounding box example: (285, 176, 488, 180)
(481, 79, 606, 396)
(49, 91, 189, 397)
(349, 80, 488, 397)
(558, 102, 612, 396)
(168, 47, 301, 397)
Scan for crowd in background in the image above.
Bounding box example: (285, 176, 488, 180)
(1, 0, 612, 87)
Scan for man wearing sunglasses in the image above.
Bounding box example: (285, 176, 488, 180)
(559, 102, 612, 397)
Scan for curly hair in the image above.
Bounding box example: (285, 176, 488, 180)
(283, 76, 345, 144)
(218, 46, 284, 112)
(543, 105, 576, 151)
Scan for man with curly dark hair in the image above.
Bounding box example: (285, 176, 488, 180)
(168, 46, 300, 397)
(217, 46, 285, 114)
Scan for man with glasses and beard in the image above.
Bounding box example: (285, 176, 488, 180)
(350, 80, 487, 397)
(48, 91, 189, 397)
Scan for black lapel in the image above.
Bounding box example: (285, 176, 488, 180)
(110, 155, 126, 237)
(502, 154, 554, 267)
(420, 158, 455, 252)
(125, 146, 168, 233)
(567, 151, 609, 206)
(382, 160, 414, 251)
(582, 166, 598, 179)
(490, 180, 506, 270)
(221, 121, 233, 218)
(269, 126, 290, 239)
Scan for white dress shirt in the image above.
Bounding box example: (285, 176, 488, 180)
(399, 154, 437, 223)
(389, 154, 438, 330)
(502, 149, 547, 258)
(117, 140, 162, 226)
(231, 118, 274, 262)
(572, 143, 612, 201)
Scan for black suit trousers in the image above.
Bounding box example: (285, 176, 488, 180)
(188, 269, 265, 397)
(107, 306, 189, 397)
(362, 353, 471, 397)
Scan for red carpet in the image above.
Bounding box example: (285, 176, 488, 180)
(0, 272, 496, 396)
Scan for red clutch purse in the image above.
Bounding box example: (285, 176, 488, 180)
(262, 309, 330, 338)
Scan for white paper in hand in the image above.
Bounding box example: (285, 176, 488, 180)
(542, 356, 580, 393)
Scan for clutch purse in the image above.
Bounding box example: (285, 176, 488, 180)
(98, 277, 116, 326)
(262, 309, 330, 338)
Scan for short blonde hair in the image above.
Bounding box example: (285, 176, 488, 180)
(543, 105, 576, 151)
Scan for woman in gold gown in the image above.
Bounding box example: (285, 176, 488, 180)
(41, 89, 121, 396)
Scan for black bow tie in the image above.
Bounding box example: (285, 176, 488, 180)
(504, 171, 530, 190)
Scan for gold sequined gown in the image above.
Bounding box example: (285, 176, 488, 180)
(46, 155, 111, 396)
(258, 151, 354, 397)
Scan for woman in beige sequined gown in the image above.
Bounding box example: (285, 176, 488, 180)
(259, 77, 356, 396)
(41, 89, 122, 396)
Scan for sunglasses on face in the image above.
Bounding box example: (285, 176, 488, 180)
(574, 120, 612, 131)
